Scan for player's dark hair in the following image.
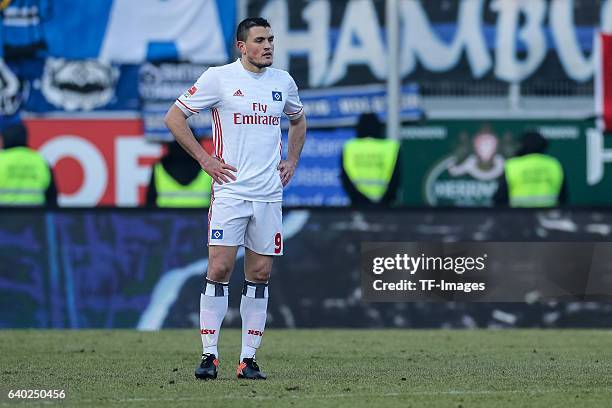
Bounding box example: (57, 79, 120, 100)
(236, 17, 271, 42)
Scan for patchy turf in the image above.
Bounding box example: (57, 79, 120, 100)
(1, 329, 611, 407)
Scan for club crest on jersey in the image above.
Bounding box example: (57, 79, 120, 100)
(233, 89, 244, 97)
(272, 91, 282, 101)
(211, 229, 223, 240)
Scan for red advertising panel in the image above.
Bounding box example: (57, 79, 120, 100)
(25, 118, 214, 207)
(26, 118, 159, 206)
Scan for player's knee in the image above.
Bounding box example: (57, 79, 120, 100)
(249, 264, 271, 283)
(207, 263, 233, 282)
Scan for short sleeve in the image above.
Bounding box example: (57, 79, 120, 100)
(175, 68, 221, 117)
(283, 75, 304, 121)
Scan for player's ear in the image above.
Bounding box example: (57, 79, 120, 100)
(236, 41, 245, 54)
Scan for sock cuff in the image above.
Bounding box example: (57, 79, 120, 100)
(203, 278, 229, 297)
(242, 280, 269, 299)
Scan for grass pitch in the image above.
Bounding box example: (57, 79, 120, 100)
(1, 329, 611, 407)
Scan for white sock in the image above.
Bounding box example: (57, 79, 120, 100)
(200, 278, 229, 357)
(240, 280, 269, 361)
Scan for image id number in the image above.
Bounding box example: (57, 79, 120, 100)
(8, 389, 65, 399)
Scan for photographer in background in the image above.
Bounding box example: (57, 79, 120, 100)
(146, 140, 213, 208)
(0, 122, 57, 207)
(494, 130, 567, 207)
(340, 113, 401, 207)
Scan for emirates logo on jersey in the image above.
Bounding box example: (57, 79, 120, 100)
(233, 89, 244, 97)
(233, 102, 280, 126)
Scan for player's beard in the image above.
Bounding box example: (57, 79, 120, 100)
(249, 56, 273, 69)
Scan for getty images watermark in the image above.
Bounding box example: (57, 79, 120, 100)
(362, 243, 612, 302)
(372, 252, 487, 293)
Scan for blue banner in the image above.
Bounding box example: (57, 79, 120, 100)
(139, 62, 213, 141)
(17, 59, 140, 113)
(2, 0, 50, 54)
(4, 0, 232, 63)
(282, 128, 352, 207)
(287, 84, 420, 128)
(141, 79, 420, 141)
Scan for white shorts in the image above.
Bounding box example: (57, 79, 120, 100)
(208, 197, 283, 256)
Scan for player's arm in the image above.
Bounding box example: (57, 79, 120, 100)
(278, 114, 307, 186)
(164, 106, 236, 184)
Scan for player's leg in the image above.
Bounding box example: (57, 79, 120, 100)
(242, 249, 272, 354)
(237, 201, 282, 380)
(237, 249, 272, 379)
(200, 245, 238, 354)
(196, 198, 248, 380)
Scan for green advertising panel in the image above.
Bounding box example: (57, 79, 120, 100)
(400, 120, 612, 207)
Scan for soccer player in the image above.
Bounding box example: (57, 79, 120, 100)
(164, 17, 306, 380)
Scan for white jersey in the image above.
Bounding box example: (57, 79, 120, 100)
(175, 59, 304, 202)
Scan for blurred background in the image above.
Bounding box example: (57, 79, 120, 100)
(2, 0, 612, 330)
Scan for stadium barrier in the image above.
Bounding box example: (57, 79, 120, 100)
(1, 208, 612, 329)
(399, 119, 612, 206)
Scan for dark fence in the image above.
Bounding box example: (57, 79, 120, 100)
(1, 208, 612, 329)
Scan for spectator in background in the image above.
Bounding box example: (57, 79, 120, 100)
(146, 140, 213, 208)
(340, 113, 401, 206)
(493, 130, 567, 207)
(0, 123, 57, 207)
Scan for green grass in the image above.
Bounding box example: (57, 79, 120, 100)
(1, 329, 612, 407)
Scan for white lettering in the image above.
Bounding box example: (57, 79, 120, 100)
(550, 0, 593, 82)
(409, 257, 421, 274)
(603, 0, 612, 33)
(492, 0, 547, 82)
(325, 0, 386, 85)
(99, 0, 227, 63)
(262, 0, 330, 86)
(260, 0, 607, 86)
(586, 128, 612, 185)
(39, 136, 107, 206)
(115, 138, 163, 206)
(373, 257, 385, 274)
(400, 0, 491, 78)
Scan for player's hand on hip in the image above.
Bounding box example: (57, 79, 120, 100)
(201, 156, 237, 184)
(278, 159, 297, 187)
